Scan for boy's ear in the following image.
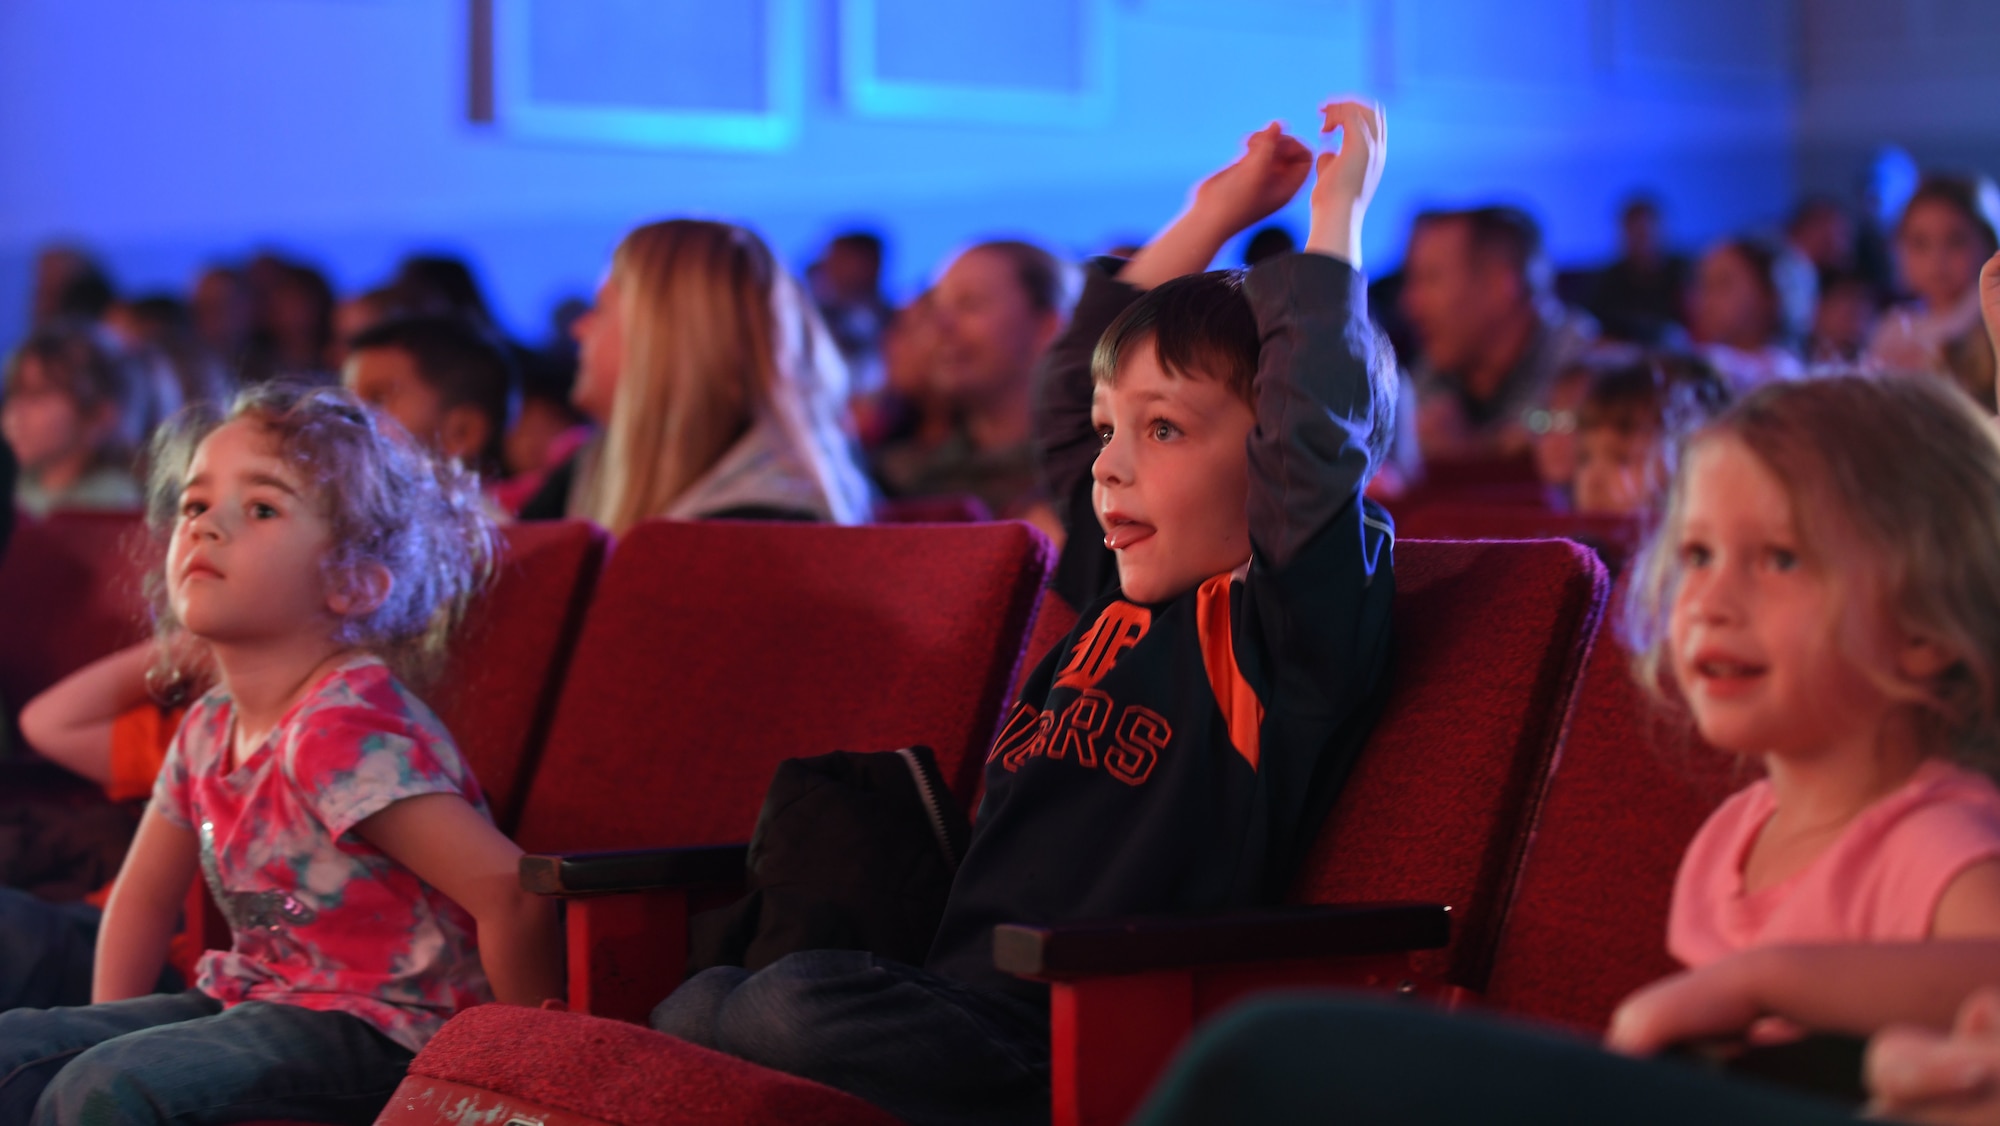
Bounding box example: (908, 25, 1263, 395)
(327, 561, 394, 619)
(1899, 634, 1957, 682)
(437, 405, 492, 466)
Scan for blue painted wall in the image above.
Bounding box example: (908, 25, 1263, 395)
(0, 0, 1811, 351)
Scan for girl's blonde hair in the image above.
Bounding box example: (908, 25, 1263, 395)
(581, 219, 866, 535)
(1624, 373, 2000, 774)
(145, 382, 498, 689)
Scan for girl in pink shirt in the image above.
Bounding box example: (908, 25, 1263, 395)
(1612, 373, 2000, 1038)
(0, 383, 560, 1125)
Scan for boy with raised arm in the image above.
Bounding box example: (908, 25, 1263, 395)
(651, 101, 1398, 1126)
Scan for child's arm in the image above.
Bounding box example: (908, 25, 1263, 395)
(357, 793, 560, 1005)
(1936, 860, 2000, 940)
(92, 804, 199, 1002)
(1118, 122, 1312, 291)
(19, 641, 157, 785)
(1243, 98, 1387, 568)
(1607, 942, 2000, 1056)
(1228, 100, 1393, 891)
(1035, 124, 1312, 604)
(1869, 986, 2000, 1124)
(1304, 101, 1387, 270)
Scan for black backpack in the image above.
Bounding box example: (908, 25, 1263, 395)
(687, 745, 971, 973)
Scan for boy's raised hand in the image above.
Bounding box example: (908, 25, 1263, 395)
(1188, 122, 1314, 236)
(1307, 99, 1387, 267)
(1120, 122, 1310, 290)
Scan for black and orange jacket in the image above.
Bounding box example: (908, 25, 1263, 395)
(925, 252, 1396, 1003)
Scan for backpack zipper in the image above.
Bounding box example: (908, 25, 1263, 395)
(895, 746, 961, 870)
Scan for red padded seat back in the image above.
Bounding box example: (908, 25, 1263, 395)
(511, 520, 1053, 854)
(1393, 505, 1642, 572)
(425, 521, 607, 835)
(1390, 455, 1548, 517)
(872, 495, 994, 524)
(1018, 589, 1079, 690)
(0, 510, 150, 721)
(1294, 539, 1607, 993)
(1414, 454, 1543, 491)
(1482, 597, 1737, 1031)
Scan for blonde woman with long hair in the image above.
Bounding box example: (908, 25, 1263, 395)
(522, 219, 871, 532)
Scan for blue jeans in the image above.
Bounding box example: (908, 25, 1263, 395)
(0, 991, 413, 1125)
(1132, 996, 1863, 1126)
(0, 890, 179, 1012)
(652, 950, 1051, 1126)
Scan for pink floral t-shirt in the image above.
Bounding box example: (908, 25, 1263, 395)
(150, 655, 493, 1052)
(1669, 758, 2000, 968)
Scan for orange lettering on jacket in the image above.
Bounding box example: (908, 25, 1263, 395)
(988, 691, 1171, 787)
(1053, 603, 1152, 692)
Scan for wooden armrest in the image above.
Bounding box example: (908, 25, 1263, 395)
(993, 901, 1449, 980)
(520, 844, 749, 896)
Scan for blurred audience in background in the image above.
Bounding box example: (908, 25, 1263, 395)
(809, 230, 895, 392)
(1867, 173, 2000, 410)
(1684, 236, 1810, 393)
(1586, 196, 1687, 347)
(2, 322, 146, 516)
(9, 144, 2000, 532)
(1404, 206, 1597, 464)
(869, 240, 1073, 519)
(519, 218, 870, 532)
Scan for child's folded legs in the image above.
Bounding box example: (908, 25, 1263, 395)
(652, 950, 1050, 1126)
(0, 994, 411, 1126)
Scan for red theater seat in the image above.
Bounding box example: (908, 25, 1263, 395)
(871, 494, 994, 524)
(426, 520, 609, 832)
(1393, 503, 1642, 571)
(1481, 592, 1736, 1032)
(511, 519, 1053, 1024)
(384, 1004, 896, 1126)
(1005, 586, 1079, 717)
(384, 537, 1607, 1126)
(995, 538, 1609, 1124)
(0, 510, 150, 728)
(1390, 455, 1550, 516)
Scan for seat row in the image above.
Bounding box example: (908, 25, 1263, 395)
(0, 511, 1735, 1126)
(378, 524, 1728, 1126)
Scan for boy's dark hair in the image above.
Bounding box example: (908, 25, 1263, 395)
(1579, 351, 1730, 439)
(347, 315, 520, 472)
(1091, 269, 1400, 473)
